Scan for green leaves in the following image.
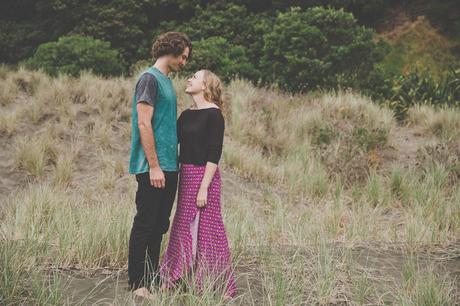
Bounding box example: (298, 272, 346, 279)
(24, 35, 125, 77)
(260, 6, 387, 93)
(389, 69, 460, 121)
(179, 37, 255, 82)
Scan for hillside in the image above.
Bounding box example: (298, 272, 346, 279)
(377, 14, 459, 79)
(1, 67, 459, 304)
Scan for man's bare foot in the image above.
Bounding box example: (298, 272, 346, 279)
(132, 287, 154, 299)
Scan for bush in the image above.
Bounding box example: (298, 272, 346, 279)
(24, 35, 124, 77)
(389, 68, 460, 121)
(328, 0, 388, 27)
(179, 36, 256, 82)
(270, 1, 389, 26)
(424, 0, 460, 37)
(261, 6, 388, 93)
(152, 3, 274, 80)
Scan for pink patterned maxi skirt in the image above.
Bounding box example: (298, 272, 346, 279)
(159, 163, 237, 298)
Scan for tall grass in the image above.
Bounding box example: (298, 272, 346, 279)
(1, 183, 133, 269)
(0, 110, 19, 136)
(0, 68, 459, 304)
(12, 133, 57, 179)
(396, 254, 457, 305)
(0, 239, 66, 305)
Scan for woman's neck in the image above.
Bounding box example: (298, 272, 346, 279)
(191, 94, 215, 109)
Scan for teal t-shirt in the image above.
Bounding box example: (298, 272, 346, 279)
(128, 67, 179, 174)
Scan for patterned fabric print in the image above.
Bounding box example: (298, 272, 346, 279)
(159, 164, 237, 298)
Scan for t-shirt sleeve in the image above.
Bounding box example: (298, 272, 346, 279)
(206, 111, 225, 164)
(135, 73, 158, 107)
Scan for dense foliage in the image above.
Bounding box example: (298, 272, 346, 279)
(23, 35, 124, 77)
(0, 0, 458, 114)
(389, 69, 460, 120)
(260, 7, 388, 92)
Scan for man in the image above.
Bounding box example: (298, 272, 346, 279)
(128, 31, 192, 298)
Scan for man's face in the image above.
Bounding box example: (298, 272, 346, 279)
(168, 47, 190, 72)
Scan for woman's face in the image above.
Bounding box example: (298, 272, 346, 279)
(185, 70, 205, 95)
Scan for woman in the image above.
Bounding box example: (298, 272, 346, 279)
(159, 69, 237, 299)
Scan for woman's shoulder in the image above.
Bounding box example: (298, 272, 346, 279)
(207, 108, 225, 127)
(179, 108, 193, 116)
(182, 107, 222, 114)
(206, 107, 223, 116)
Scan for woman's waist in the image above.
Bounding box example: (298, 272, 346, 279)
(179, 162, 221, 172)
(180, 162, 219, 167)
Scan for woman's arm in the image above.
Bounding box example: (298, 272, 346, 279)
(177, 113, 182, 144)
(196, 111, 225, 207)
(196, 162, 218, 208)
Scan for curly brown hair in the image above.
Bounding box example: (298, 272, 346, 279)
(151, 32, 192, 61)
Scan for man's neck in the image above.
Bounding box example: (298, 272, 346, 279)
(153, 59, 170, 76)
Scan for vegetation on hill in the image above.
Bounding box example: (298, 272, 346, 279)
(1, 1, 459, 303)
(378, 16, 459, 79)
(1, 67, 459, 304)
(1, 1, 459, 117)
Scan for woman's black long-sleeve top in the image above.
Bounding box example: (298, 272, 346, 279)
(177, 107, 225, 166)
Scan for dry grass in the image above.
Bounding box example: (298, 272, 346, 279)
(0, 67, 459, 304)
(226, 80, 395, 191)
(407, 104, 460, 141)
(12, 132, 58, 179)
(0, 110, 19, 136)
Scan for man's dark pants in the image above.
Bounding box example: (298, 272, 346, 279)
(128, 170, 179, 291)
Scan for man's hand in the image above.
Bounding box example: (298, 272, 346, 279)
(149, 166, 165, 188)
(196, 186, 208, 208)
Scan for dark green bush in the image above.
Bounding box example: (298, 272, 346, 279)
(152, 3, 274, 80)
(24, 35, 124, 77)
(424, 0, 460, 37)
(179, 37, 255, 82)
(261, 6, 388, 93)
(389, 68, 460, 121)
(271, 0, 388, 26)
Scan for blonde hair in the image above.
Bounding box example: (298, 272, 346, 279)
(201, 69, 224, 110)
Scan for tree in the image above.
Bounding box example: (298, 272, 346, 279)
(24, 35, 124, 77)
(180, 37, 255, 82)
(261, 6, 389, 93)
(152, 3, 274, 78)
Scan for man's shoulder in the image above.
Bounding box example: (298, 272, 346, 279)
(135, 71, 158, 94)
(138, 71, 158, 83)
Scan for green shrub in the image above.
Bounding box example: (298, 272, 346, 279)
(389, 68, 460, 121)
(271, 0, 388, 26)
(153, 3, 274, 80)
(24, 35, 124, 77)
(261, 6, 388, 93)
(179, 36, 255, 82)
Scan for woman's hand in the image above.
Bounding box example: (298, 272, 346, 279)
(196, 186, 208, 208)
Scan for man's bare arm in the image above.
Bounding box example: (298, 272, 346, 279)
(137, 102, 165, 188)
